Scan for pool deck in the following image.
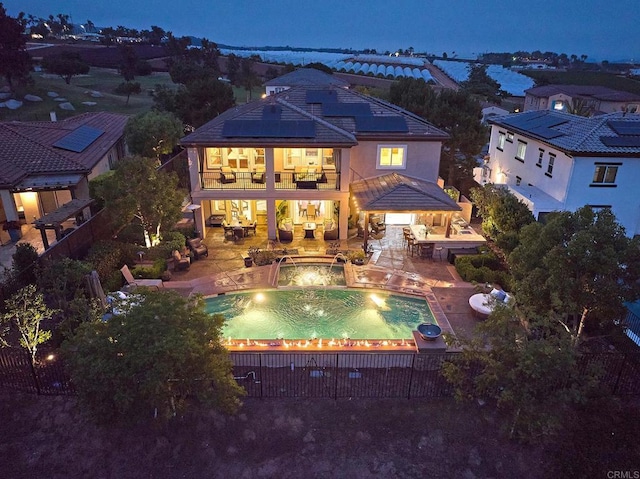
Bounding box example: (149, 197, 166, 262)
(162, 225, 482, 346)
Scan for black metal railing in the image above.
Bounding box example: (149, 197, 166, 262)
(3, 349, 639, 399)
(200, 170, 341, 191)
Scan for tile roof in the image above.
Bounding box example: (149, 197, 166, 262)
(489, 110, 640, 155)
(263, 68, 350, 88)
(181, 85, 449, 146)
(351, 173, 461, 212)
(0, 112, 128, 188)
(525, 84, 640, 102)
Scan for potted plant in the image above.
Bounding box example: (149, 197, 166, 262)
(245, 246, 259, 267)
(3, 220, 22, 242)
(348, 250, 366, 265)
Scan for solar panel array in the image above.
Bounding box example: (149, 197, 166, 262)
(53, 125, 104, 153)
(222, 120, 315, 138)
(501, 113, 568, 140)
(600, 136, 640, 147)
(607, 120, 640, 136)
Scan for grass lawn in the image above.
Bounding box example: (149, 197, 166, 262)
(0, 68, 263, 122)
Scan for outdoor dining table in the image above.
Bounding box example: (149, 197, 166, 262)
(409, 224, 435, 258)
(230, 219, 252, 238)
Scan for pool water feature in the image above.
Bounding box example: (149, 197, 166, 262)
(205, 289, 436, 340)
(277, 264, 346, 287)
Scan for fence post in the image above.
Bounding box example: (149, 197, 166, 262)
(612, 353, 628, 395)
(334, 354, 339, 400)
(407, 354, 416, 399)
(259, 353, 263, 399)
(28, 354, 41, 395)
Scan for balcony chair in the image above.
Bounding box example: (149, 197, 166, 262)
(172, 250, 190, 271)
(187, 237, 209, 259)
(220, 167, 236, 184)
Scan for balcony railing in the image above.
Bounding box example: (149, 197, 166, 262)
(200, 170, 341, 191)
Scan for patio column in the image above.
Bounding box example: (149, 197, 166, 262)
(267, 199, 277, 240)
(444, 213, 451, 238)
(0, 190, 19, 221)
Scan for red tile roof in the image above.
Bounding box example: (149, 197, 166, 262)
(0, 112, 128, 188)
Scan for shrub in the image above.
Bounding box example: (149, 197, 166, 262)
(11, 243, 39, 287)
(131, 258, 167, 279)
(146, 231, 186, 260)
(86, 240, 138, 285)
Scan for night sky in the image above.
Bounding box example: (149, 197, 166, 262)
(3, 0, 639, 61)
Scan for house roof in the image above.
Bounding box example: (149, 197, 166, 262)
(524, 84, 640, 102)
(350, 173, 461, 212)
(0, 112, 128, 189)
(263, 68, 350, 89)
(489, 110, 640, 155)
(181, 85, 449, 147)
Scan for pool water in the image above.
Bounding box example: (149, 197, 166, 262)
(205, 289, 436, 340)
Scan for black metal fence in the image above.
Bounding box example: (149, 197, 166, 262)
(4, 349, 637, 399)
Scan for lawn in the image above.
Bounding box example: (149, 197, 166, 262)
(0, 68, 262, 122)
(523, 70, 640, 95)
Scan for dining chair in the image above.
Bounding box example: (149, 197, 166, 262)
(306, 204, 316, 220)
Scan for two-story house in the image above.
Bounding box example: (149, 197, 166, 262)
(264, 68, 350, 96)
(180, 82, 463, 242)
(476, 110, 640, 236)
(524, 85, 640, 116)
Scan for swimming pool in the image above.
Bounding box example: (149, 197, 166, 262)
(205, 289, 436, 340)
(277, 264, 346, 287)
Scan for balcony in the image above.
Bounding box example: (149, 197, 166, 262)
(200, 170, 341, 191)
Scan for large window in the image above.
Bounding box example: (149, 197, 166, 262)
(497, 132, 505, 151)
(592, 163, 619, 186)
(377, 145, 406, 169)
(284, 148, 334, 169)
(205, 147, 222, 169)
(515, 141, 527, 162)
(537, 149, 544, 167)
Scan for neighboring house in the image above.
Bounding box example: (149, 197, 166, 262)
(180, 81, 464, 241)
(264, 68, 350, 95)
(0, 112, 129, 241)
(475, 110, 640, 236)
(524, 85, 640, 116)
(481, 104, 510, 124)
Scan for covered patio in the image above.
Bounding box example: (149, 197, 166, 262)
(32, 198, 94, 249)
(350, 173, 486, 258)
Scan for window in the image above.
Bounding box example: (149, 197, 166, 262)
(515, 176, 522, 186)
(497, 132, 505, 151)
(592, 163, 619, 186)
(506, 132, 514, 143)
(546, 154, 555, 177)
(537, 149, 544, 167)
(205, 147, 222, 169)
(552, 100, 565, 111)
(515, 141, 527, 162)
(377, 145, 406, 169)
(254, 148, 265, 168)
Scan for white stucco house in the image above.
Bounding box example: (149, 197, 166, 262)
(475, 110, 640, 236)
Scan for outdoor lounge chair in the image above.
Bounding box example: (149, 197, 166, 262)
(120, 265, 163, 290)
(220, 167, 236, 184)
(172, 250, 191, 271)
(188, 237, 209, 259)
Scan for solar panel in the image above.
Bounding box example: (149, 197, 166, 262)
(305, 90, 338, 104)
(222, 120, 315, 138)
(529, 127, 565, 139)
(53, 126, 104, 153)
(600, 136, 640, 147)
(262, 105, 282, 120)
(322, 102, 371, 117)
(607, 120, 640, 136)
(354, 116, 408, 132)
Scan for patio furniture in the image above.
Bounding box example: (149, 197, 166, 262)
(306, 204, 317, 220)
(120, 265, 163, 290)
(323, 219, 339, 240)
(303, 222, 317, 239)
(419, 243, 434, 259)
(278, 221, 294, 242)
(172, 250, 190, 271)
(233, 226, 244, 241)
(220, 167, 236, 184)
(246, 221, 257, 235)
(222, 221, 235, 239)
(188, 237, 209, 259)
(468, 289, 512, 318)
(251, 167, 266, 184)
(207, 212, 226, 227)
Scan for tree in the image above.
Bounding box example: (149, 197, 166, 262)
(41, 51, 90, 84)
(442, 306, 600, 441)
(124, 110, 183, 159)
(461, 63, 505, 104)
(509, 207, 640, 344)
(97, 156, 185, 247)
(1, 284, 56, 364)
(389, 78, 487, 186)
(226, 53, 240, 83)
(62, 290, 244, 421)
(115, 81, 141, 105)
(118, 44, 138, 81)
(239, 57, 259, 101)
(0, 4, 32, 90)
(566, 97, 592, 117)
(155, 78, 235, 129)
